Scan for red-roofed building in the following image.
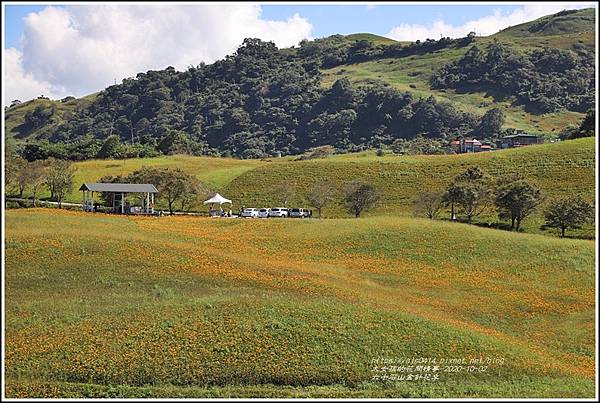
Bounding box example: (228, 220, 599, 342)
(451, 138, 494, 153)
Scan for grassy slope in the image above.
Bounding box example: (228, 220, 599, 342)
(321, 8, 595, 136)
(4, 94, 98, 141)
(496, 8, 595, 37)
(13, 138, 593, 238)
(344, 33, 398, 45)
(4, 209, 595, 397)
(223, 138, 595, 236)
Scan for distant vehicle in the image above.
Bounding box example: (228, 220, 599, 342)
(289, 208, 311, 218)
(268, 207, 288, 217)
(258, 208, 271, 218)
(241, 208, 259, 218)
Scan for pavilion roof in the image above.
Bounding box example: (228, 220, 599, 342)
(79, 183, 158, 193)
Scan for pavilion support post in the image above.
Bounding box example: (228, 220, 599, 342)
(91, 191, 94, 211)
(82, 191, 85, 210)
(121, 193, 125, 214)
(151, 193, 154, 214)
(146, 192, 150, 213)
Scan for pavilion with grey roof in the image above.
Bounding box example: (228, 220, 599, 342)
(79, 183, 158, 214)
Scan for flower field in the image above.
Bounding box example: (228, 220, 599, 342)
(4, 208, 595, 397)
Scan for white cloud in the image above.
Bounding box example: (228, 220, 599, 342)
(386, 3, 594, 41)
(3, 47, 62, 104)
(4, 4, 313, 104)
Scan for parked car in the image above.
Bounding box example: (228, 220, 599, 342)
(241, 208, 259, 218)
(289, 208, 311, 218)
(268, 207, 289, 217)
(258, 208, 271, 218)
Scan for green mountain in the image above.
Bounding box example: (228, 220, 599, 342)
(496, 8, 595, 37)
(4, 8, 595, 161)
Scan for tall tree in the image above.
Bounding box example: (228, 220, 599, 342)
(452, 166, 491, 223)
(477, 107, 505, 137)
(45, 159, 75, 208)
(494, 177, 542, 230)
(413, 191, 444, 219)
(28, 160, 48, 207)
(342, 181, 380, 218)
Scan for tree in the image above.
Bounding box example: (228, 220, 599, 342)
(413, 191, 444, 219)
(28, 160, 48, 207)
(45, 159, 75, 208)
(7, 155, 28, 197)
(494, 177, 542, 231)
(442, 183, 463, 221)
(342, 181, 380, 218)
(97, 135, 126, 159)
(567, 109, 595, 139)
(179, 178, 211, 212)
(477, 107, 505, 137)
(306, 179, 337, 218)
(544, 196, 593, 237)
(5, 153, 24, 193)
(450, 166, 491, 223)
(129, 167, 196, 215)
(273, 181, 296, 207)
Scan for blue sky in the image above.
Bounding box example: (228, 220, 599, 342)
(3, 2, 595, 103)
(6, 3, 526, 50)
(260, 4, 522, 39)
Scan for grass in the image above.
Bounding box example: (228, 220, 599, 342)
(4, 209, 595, 397)
(4, 94, 98, 141)
(344, 33, 398, 45)
(223, 138, 595, 237)
(495, 8, 595, 38)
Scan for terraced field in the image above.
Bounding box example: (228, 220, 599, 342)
(4, 209, 595, 397)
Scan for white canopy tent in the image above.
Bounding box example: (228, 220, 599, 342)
(203, 193, 232, 205)
(204, 193, 233, 217)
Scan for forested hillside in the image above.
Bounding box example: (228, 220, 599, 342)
(4, 8, 595, 161)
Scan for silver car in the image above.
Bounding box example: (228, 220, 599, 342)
(289, 208, 309, 218)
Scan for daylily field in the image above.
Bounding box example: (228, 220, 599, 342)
(4, 209, 595, 397)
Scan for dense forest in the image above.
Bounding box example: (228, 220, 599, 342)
(432, 41, 595, 113)
(7, 21, 596, 161)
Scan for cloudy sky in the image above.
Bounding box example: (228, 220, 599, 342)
(3, 2, 596, 105)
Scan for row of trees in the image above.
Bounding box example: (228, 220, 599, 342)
(298, 33, 474, 69)
(413, 166, 593, 237)
(5, 155, 76, 208)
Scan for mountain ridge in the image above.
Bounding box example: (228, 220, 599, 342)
(5, 8, 595, 161)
